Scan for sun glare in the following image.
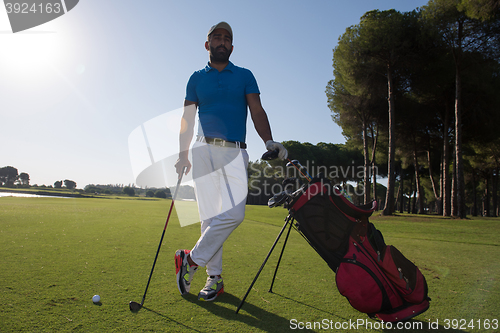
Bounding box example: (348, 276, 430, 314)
(0, 30, 64, 81)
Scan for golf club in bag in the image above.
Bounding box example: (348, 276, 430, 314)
(129, 166, 187, 312)
(237, 151, 430, 322)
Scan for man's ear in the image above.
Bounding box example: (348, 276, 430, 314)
(205, 41, 209, 51)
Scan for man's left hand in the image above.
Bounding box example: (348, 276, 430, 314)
(265, 140, 288, 160)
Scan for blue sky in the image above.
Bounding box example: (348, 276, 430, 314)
(0, 0, 429, 188)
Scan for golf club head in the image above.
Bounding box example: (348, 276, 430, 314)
(261, 149, 279, 160)
(268, 190, 291, 208)
(286, 159, 300, 167)
(129, 301, 142, 312)
(282, 177, 300, 191)
(282, 177, 299, 186)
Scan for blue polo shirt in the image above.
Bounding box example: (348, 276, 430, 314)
(185, 61, 260, 143)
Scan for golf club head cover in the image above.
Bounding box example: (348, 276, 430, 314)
(265, 140, 288, 160)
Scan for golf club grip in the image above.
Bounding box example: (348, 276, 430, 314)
(261, 149, 279, 160)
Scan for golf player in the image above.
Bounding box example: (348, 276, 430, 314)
(174, 21, 288, 301)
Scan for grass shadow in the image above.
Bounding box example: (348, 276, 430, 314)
(131, 305, 203, 332)
(270, 291, 347, 319)
(183, 292, 314, 333)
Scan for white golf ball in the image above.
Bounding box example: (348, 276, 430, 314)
(92, 295, 100, 303)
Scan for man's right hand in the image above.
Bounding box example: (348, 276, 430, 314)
(175, 157, 191, 179)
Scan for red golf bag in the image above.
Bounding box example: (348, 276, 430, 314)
(289, 177, 430, 322)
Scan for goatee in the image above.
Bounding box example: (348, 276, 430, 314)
(210, 45, 232, 63)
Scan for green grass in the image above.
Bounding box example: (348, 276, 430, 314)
(1, 197, 499, 332)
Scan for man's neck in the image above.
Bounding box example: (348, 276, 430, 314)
(209, 60, 229, 72)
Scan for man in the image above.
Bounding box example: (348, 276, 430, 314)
(174, 21, 288, 301)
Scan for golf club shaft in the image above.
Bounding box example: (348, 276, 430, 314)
(139, 166, 187, 306)
(287, 158, 311, 181)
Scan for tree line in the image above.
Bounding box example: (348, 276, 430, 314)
(326, 0, 500, 217)
(0, 166, 78, 190)
(247, 141, 382, 205)
(0, 165, 197, 199)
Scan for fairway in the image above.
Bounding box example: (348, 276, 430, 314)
(1, 197, 499, 332)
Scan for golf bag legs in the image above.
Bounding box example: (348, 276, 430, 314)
(236, 215, 293, 314)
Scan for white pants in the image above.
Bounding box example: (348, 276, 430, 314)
(189, 141, 249, 276)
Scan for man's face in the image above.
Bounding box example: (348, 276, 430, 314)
(206, 28, 233, 63)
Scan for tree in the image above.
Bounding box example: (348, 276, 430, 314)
(18, 172, 30, 186)
(0, 166, 19, 187)
(64, 180, 77, 190)
(54, 180, 63, 188)
(84, 185, 102, 193)
(154, 190, 166, 198)
(422, 0, 500, 218)
(327, 23, 387, 204)
(328, 9, 420, 214)
(123, 186, 135, 196)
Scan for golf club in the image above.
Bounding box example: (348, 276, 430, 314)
(261, 149, 279, 160)
(129, 166, 187, 312)
(286, 159, 312, 181)
(262, 149, 312, 181)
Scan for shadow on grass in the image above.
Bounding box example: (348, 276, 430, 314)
(183, 292, 314, 333)
(131, 305, 203, 333)
(271, 292, 348, 320)
(268, 294, 468, 333)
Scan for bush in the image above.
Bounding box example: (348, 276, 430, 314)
(146, 190, 155, 197)
(154, 190, 167, 199)
(123, 186, 135, 196)
(84, 185, 102, 193)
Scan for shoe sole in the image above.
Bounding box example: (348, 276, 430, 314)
(198, 287, 224, 302)
(175, 250, 188, 295)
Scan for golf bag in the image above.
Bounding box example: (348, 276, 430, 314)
(289, 176, 430, 322)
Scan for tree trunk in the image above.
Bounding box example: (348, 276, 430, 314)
(493, 168, 498, 217)
(395, 174, 401, 211)
(408, 173, 413, 214)
(400, 170, 405, 213)
(452, 148, 458, 217)
(383, 65, 396, 215)
(362, 120, 370, 204)
(484, 173, 491, 217)
(471, 171, 477, 216)
(442, 102, 451, 216)
(371, 125, 378, 208)
(427, 148, 441, 214)
(413, 147, 425, 214)
(454, 21, 466, 218)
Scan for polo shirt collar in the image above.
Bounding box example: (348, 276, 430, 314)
(204, 61, 235, 73)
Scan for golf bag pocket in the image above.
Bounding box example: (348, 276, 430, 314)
(376, 245, 428, 304)
(336, 238, 403, 314)
(293, 191, 356, 271)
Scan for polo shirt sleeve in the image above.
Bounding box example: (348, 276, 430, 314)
(245, 70, 260, 95)
(185, 73, 199, 103)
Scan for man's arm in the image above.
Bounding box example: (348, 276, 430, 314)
(246, 93, 273, 143)
(175, 99, 197, 176)
(246, 93, 288, 159)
